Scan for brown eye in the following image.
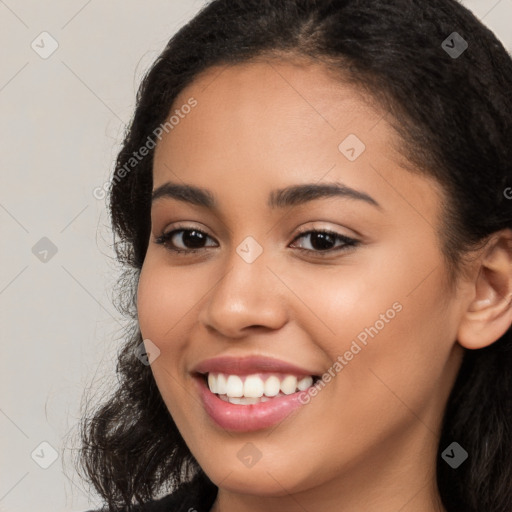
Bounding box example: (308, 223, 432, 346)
(290, 229, 359, 255)
(155, 227, 217, 254)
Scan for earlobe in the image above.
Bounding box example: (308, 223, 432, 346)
(457, 230, 512, 350)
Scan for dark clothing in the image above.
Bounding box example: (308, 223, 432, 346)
(86, 472, 218, 512)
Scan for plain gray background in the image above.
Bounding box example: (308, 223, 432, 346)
(1, 1, 510, 510)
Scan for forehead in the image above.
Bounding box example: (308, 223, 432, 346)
(152, 59, 444, 224)
(172, 58, 384, 135)
(154, 59, 391, 172)
(184, 58, 373, 111)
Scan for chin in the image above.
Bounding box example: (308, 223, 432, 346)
(200, 455, 315, 497)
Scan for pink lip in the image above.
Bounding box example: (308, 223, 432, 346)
(194, 374, 312, 432)
(192, 355, 319, 377)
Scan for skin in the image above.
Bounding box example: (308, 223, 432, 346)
(136, 58, 512, 512)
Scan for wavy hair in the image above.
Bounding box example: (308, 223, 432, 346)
(74, 1, 512, 510)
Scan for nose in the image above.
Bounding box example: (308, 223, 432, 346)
(197, 244, 289, 338)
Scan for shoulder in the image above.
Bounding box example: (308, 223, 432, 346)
(84, 471, 218, 512)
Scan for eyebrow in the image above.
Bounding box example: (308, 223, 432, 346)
(151, 181, 382, 210)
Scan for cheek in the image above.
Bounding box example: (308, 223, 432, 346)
(136, 260, 199, 418)
(298, 243, 456, 412)
(137, 268, 167, 340)
(137, 259, 199, 341)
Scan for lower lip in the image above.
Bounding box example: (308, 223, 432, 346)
(194, 375, 311, 432)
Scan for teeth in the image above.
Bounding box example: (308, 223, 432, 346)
(264, 375, 280, 397)
(206, 372, 315, 399)
(208, 373, 216, 393)
(243, 375, 264, 398)
(228, 396, 260, 404)
(297, 376, 313, 391)
(280, 375, 298, 395)
(217, 373, 227, 395)
(226, 375, 244, 397)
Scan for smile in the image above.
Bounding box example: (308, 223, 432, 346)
(206, 372, 317, 403)
(194, 372, 320, 432)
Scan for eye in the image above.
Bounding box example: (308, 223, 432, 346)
(289, 228, 359, 256)
(154, 225, 217, 255)
(153, 224, 360, 257)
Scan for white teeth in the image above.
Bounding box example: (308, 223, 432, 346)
(228, 396, 261, 405)
(297, 376, 313, 391)
(280, 375, 298, 395)
(217, 373, 227, 395)
(264, 375, 280, 397)
(208, 373, 217, 394)
(243, 375, 264, 398)
(218, 394, 271, 404)
(226, 375, 244, 397)
(206, 372, 315, 399)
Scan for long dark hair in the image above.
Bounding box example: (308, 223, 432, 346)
(73, 1, 512, 510)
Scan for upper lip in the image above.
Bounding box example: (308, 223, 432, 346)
(192, 355, 320, 377)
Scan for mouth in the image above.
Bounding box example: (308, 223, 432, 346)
(197, 371, 321, 404)
(192, 371, 321, 431)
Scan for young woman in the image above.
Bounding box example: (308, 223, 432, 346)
(77, 1, 512, 511)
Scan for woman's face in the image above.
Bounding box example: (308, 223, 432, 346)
(137, 60, 467, 507)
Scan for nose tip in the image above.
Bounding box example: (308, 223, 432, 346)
(197, 248, 288, 337)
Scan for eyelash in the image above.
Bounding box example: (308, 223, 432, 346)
(154, 223, 360, 257)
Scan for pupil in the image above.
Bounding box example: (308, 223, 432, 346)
(184, 230, 205, 249)
(311, 232, 334, 251)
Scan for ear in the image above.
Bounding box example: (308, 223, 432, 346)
(457, 229, 512, 350)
